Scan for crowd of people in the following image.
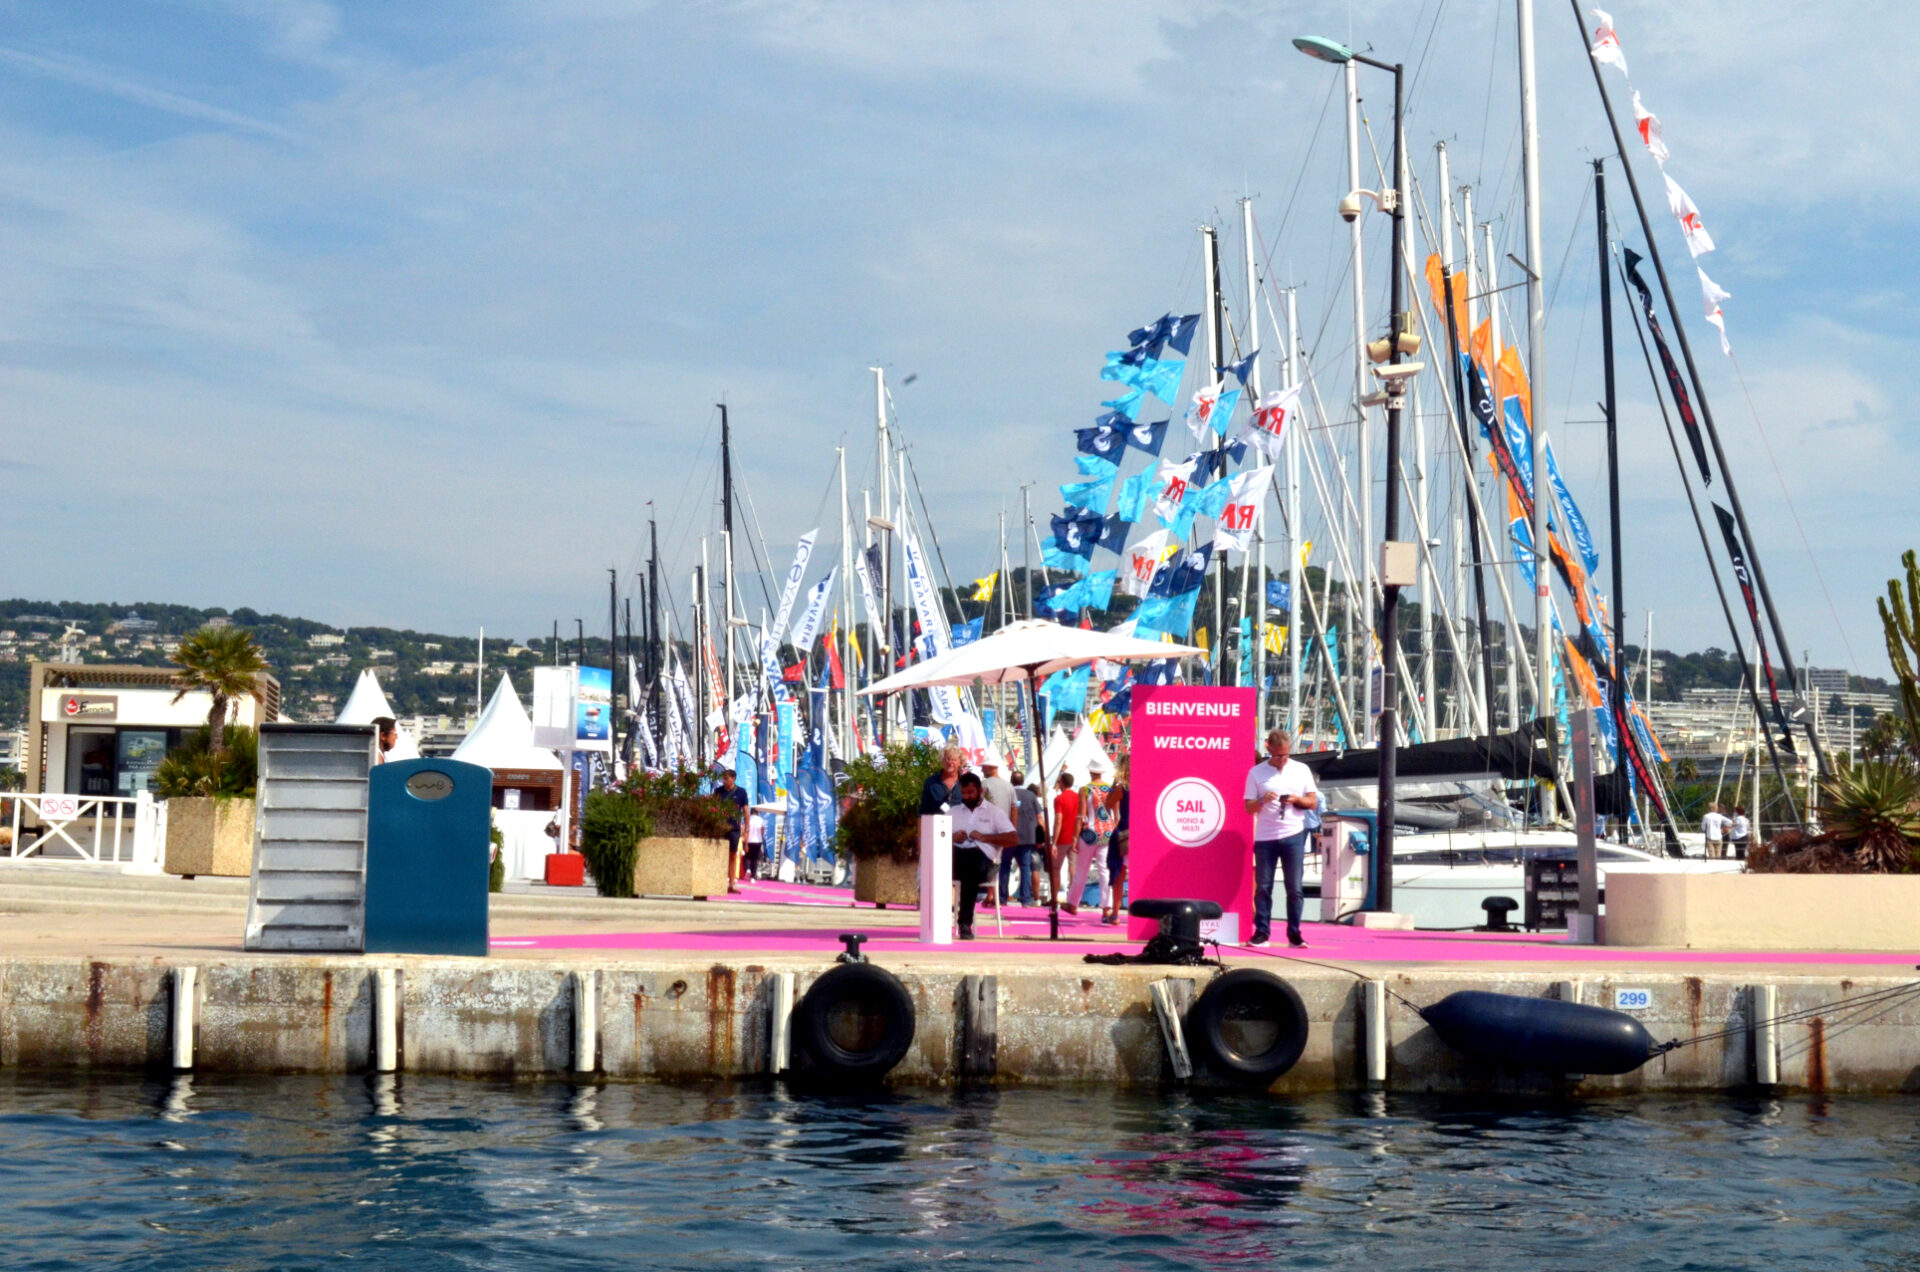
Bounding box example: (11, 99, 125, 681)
(918, 744, 1132, 940)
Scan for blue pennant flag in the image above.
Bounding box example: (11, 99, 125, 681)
(1116, 469, 1161, 522)
(1157, 504, 1197, 541)
(1168, 314, 1201, 355)
(1137, 356, 1185, 404)
(1151, 543, 1213, 597)
(1220, 350, 1258, 386)
(1544, 439, 1601, 576)
(952, 616, 983, 648)
(1190, 448, 1225, 484)
(1265, 579, 1292, 610)
(1085, 569, 1118, 610)
(1126, 419, 1169, 455)
(1098, 511, 1131, 550)
(1101, 389, 1144, 420)
(1225, 439, 1249, 466)
(1138, 657, 1179, 686)
(1074, 452, 1119, 479)
(1035, 583, 1074, 617)
(1041, 665, 1091, 716)
(1104, 682, 1133, 717)
(1075, 424, 1124, 459)
(1042, 541, 1084, 571)
(1128, 313, 1174, 354)
(1094, 410, 1134, 431)
(1050, 508, 1103, 556)
(1185, 475, 1234, 521)
(1060, 475, 1113, 510)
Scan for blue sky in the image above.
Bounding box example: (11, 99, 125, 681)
(0, 1, 1911, 676)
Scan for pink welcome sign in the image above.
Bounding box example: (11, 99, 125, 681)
(1126, 685, 1257, 943)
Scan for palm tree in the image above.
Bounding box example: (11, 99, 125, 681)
(171, 626, 269, 759)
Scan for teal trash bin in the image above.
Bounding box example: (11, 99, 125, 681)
(365, 758, 492, 956)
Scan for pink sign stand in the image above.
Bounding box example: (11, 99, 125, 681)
(1126, 685, 1257, 944)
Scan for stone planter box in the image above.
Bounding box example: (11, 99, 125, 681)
(1603, 867, 1920, 950)
(854, 854, 920, 908)
(632, 836, 730, 899)
(164, 797, 257, 878)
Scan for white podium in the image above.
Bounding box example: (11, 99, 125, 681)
(917, 813, 952, 944)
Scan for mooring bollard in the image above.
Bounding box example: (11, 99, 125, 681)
(768, 972, 795, 1074)
(1553, 979, 1583, 1005)
(1364, 980, 1388, 1086)
(572, 970, 598, 1074)
(373, 968, 398, 1073)
(170, 966, 197, 1071)
(1750, 984, 1779, 1087)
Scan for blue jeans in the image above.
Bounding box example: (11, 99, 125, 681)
(1253, 831, 1310, 942)
(1000, 844, 1036, 905)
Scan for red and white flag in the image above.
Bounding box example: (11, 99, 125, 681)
(1698, 267, 1731, 356)
(1589, 8, 1629, 76)
(1119, 529, 1172, 599)
(1211, 466, 1273, 555)
(1235, 382, 1302, 462)
(1663, 173, 1715, 257)
(1632, 91, 1668, 166)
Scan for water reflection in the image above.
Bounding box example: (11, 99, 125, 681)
(0, 1074, 1915, 1271)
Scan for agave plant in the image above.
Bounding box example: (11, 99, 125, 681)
(1819, 759, 1920, 873)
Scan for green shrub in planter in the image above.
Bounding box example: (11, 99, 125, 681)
(579, 789, 652, 898)
(154, 725, 258, 799)
(836, 740, 940, 866)
(488, 822, 506, 893)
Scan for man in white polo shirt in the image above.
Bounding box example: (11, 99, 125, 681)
(948, 772, 1018, 940)
(1242, 728, 1318, 948)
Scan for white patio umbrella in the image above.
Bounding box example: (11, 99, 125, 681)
(861, 618, 1201, 781)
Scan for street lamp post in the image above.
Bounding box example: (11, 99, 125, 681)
(1294, 35, 1409, 914)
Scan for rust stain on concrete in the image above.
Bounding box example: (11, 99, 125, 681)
(707, 966, 736, 1072)
(83, 961, 105, 1060)
(1684, 977, 1703, 1031)
(1807, 1017, 1828, 1092)
(321, 972, 334, 1042)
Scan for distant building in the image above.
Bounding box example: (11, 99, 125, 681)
(206, 616, 232, 630)
(109, 613, 160, 634)
(25, 661, 280, 797)
(307, 633, 347, 648)
(1800, 667, 1849, 695)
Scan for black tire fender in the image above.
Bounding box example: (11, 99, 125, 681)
(792, 963, 917, 1082)
(1186, 968, 1310, 1087)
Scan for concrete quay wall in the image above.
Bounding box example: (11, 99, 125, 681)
(2, 955, 1915, 1094)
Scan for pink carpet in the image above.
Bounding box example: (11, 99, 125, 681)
(495, 884, 1920, 965)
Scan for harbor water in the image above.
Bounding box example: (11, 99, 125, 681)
(2, 1073, 1914, 1270)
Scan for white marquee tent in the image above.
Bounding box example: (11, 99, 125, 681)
(335, 669, 420, 761)
(455, 675, 564, 881)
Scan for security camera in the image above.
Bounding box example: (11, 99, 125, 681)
(1371, 361, 1426, 382)
(1338, 192, 1363, 222)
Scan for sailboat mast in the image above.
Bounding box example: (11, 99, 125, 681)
(1284, 287, 1303, 739)
(648, 513, 662, 741)
(608, 568, 621, 761)
(1596, 159, 1629, 801)
(1242, 198, 1267, 721)
(1201, 224, 1226, 683)
(838, 444, 856, 755)
(1518, 0, 1554, 731)
(718, 402, 737, 711)
(871, 367, 893, 744)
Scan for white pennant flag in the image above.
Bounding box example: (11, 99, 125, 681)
(1632, 91, 1668, 166)
(1698, 267, 1732, 356)
(1663, 173, 1716, 257)
(1589, 8, 1629, 76)
(787, 570, 838, 661)
(1153, 454, 1201, 523)
(1119, 528, 1172, 599)
(1211, 466, 1273, 554)
(1183, 379, 1229, 444)
(1235, 383, 1302, 462)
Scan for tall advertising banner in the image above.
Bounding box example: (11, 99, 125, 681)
(1127, 685, 1256, 944)
(575, 666, 613, 752)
